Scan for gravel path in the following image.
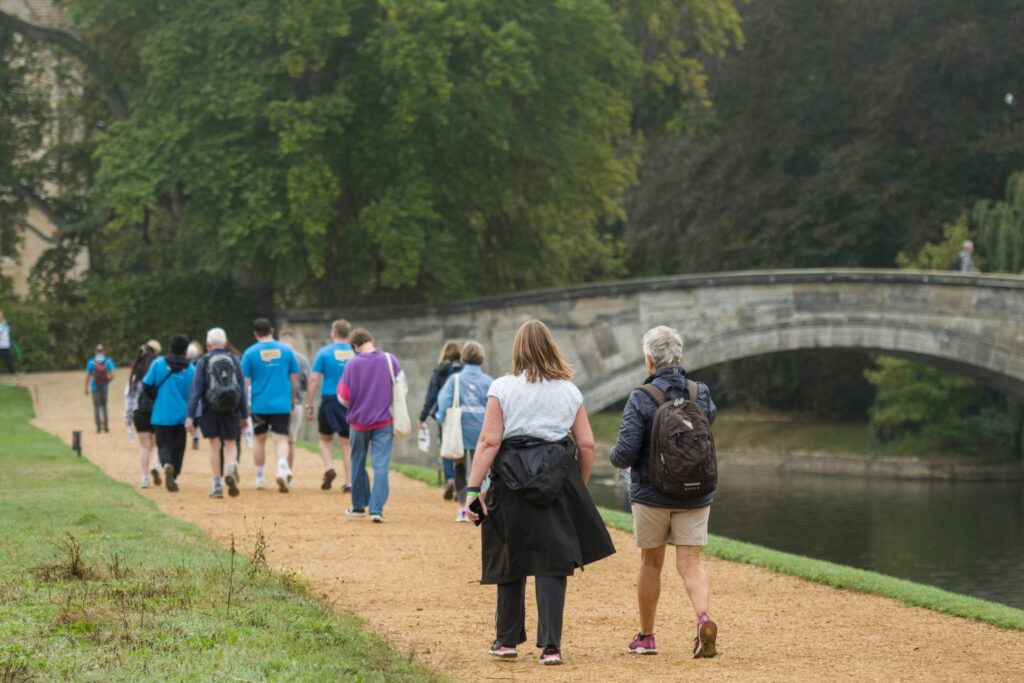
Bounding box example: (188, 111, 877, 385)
(18, 372, 1024, 682)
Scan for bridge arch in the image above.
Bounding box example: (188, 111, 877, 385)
(280, 269, 1024, 417)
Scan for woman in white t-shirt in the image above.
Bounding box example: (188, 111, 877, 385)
(465, 320, 614, 666)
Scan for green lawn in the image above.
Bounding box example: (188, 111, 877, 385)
(388, 461, 1024, 632)
(0, 386, 444, 682)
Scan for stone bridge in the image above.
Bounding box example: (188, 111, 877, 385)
(279, 269, 1024, 415)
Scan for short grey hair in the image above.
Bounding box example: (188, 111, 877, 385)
(643, 325, 684, 370)
(206, 327, 227, 347)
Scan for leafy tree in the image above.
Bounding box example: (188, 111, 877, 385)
(973, 172, 1024, 273)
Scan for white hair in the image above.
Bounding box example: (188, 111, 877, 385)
(206, 327, 228, 347)
(642, 325, 684, 370)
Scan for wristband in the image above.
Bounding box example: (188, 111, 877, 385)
(466, 487, 481, 498)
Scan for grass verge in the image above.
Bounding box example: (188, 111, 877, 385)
(385, 461, 1024, 632)
(0, 386, 444, 682)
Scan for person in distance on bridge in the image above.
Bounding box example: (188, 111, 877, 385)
(464, 320, 614, 666)
(951, 240, 981, 273)
(434, 341, 493, 523)
(142, 334, 195, 492)
(241, 318, 300, 493)
(418, 340, 463, 500)
(279, 330, 312, 480)
(610, 325, 719, 659)
(186, 328, 248, 499)
(338, 327, 406, 523)
(306, 319, 356, 492)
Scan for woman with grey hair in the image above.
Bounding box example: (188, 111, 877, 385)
(610, 325, 719, 658)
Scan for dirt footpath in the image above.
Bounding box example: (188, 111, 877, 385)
(19, 372, 1024, 682)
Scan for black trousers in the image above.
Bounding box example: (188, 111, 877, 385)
(91, 388, 109, 431)
(453, 450, 474, 505)
(495, 576, 567, 649)
(0, 348, 15, 374)
(155, 425, 187, 477)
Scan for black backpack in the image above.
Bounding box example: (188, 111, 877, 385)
(204, 354, 242, 412)
(640, 379, 717, 499)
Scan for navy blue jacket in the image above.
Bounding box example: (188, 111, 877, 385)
(609, 367, 717, 509)
(419, 359, 462, 422)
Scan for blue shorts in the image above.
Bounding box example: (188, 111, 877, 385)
(318, 395, 350, 438)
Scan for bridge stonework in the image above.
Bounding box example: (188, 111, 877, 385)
(279, 270, 1024, 417)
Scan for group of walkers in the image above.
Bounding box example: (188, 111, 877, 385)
(96, 316, 719, 667)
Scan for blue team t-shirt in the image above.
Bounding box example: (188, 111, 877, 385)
(311, 342, 355, 397)
(142, 357, 195, 426)
(86, 356, 117, 392)
(241, 340, 299, 415)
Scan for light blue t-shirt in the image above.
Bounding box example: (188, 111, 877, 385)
(142, 357, 195, 426)
(86, 355, 117, 392)
(311, 342, 355, 397)
(242, 340, 299, 414)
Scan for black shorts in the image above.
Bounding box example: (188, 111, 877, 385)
(200, 411, 241, 441)
(317, 395, 350, 438)
(132, 409, 153, 433)
(252, 413, 290, 436)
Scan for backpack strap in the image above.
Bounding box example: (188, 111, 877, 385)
(639, 383, 668, 405)
(686, 379, 698, 402)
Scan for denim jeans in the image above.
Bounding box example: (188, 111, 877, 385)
(91, 387, 109, 431)
(350, 426, 394, 515)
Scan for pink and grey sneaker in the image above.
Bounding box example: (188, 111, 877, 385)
(693, 613, 717, 658)
(628, 632, 657, 655)
(538, 645, 563, 665)
(488, 640, 517, 659)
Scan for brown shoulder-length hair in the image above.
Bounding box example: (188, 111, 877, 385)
(437, 340, 461, 364)
(511, 320, 573, 382)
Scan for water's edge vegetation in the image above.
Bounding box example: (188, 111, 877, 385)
(389, 461, 1024, 632)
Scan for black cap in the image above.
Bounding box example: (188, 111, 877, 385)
(169, 334, 189, 355)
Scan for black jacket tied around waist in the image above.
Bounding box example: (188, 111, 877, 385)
(480, 436, 615, 585)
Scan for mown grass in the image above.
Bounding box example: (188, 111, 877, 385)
(0, 386, 445, 682)
(386, 461, 1024, 632)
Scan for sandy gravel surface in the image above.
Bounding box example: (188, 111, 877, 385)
(17, 372, 1024, 682)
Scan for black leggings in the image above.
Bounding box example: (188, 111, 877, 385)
(454, 450, 474, 505)
(0, 348, 15, 374)
(155, 425, 186, 477)
(495, 576, 567, 649)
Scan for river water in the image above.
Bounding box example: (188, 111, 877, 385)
(587, 466, 1024, 610)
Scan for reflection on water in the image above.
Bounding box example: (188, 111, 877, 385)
(588, 468, 1024, 610)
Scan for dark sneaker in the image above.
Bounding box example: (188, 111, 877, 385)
(224, 463, 240, 497)
(345, 507, 366, 517)
(443, 479, 455, 501)
(321, 468, 337, 490)
(164, 464, 178, 492)
(693, 614, 717, 659)
(151, 466, 162, 486)
(488, 641, 517, 659)
(342, 483, 352, 493)
(370, 513, 385, 524)
(538, 646, 562, 665)
(628, 633, 657, 655)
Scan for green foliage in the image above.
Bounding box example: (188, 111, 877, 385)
(895, 213, 973, 270)
(0, 385, 443, 681)
(973, 172, 1024, 273)
(626, 0, 1024, 275)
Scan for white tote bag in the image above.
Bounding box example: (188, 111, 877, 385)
(440, 373, 465, 460)
(386, 352, 412, 437)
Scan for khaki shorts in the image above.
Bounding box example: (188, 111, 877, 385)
(632, 503, 710, 549)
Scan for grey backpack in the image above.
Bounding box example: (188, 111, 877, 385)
(204, 354, 242, 412)
(640, 380, 717, 498)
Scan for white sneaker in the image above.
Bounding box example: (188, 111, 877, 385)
(455, 509, 470, 523)
(140, 476, 150, 489)
(255, 475, 267, 490)
(370, 513, 385, 524)
(275, 461, 291, 493)
(224, 462, 240, 497)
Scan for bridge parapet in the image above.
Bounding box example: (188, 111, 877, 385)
(280, 269, 1024, 418)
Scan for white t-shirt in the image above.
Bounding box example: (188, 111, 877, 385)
(0, 323, 10, 349)
(487, 373, 583, 442)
